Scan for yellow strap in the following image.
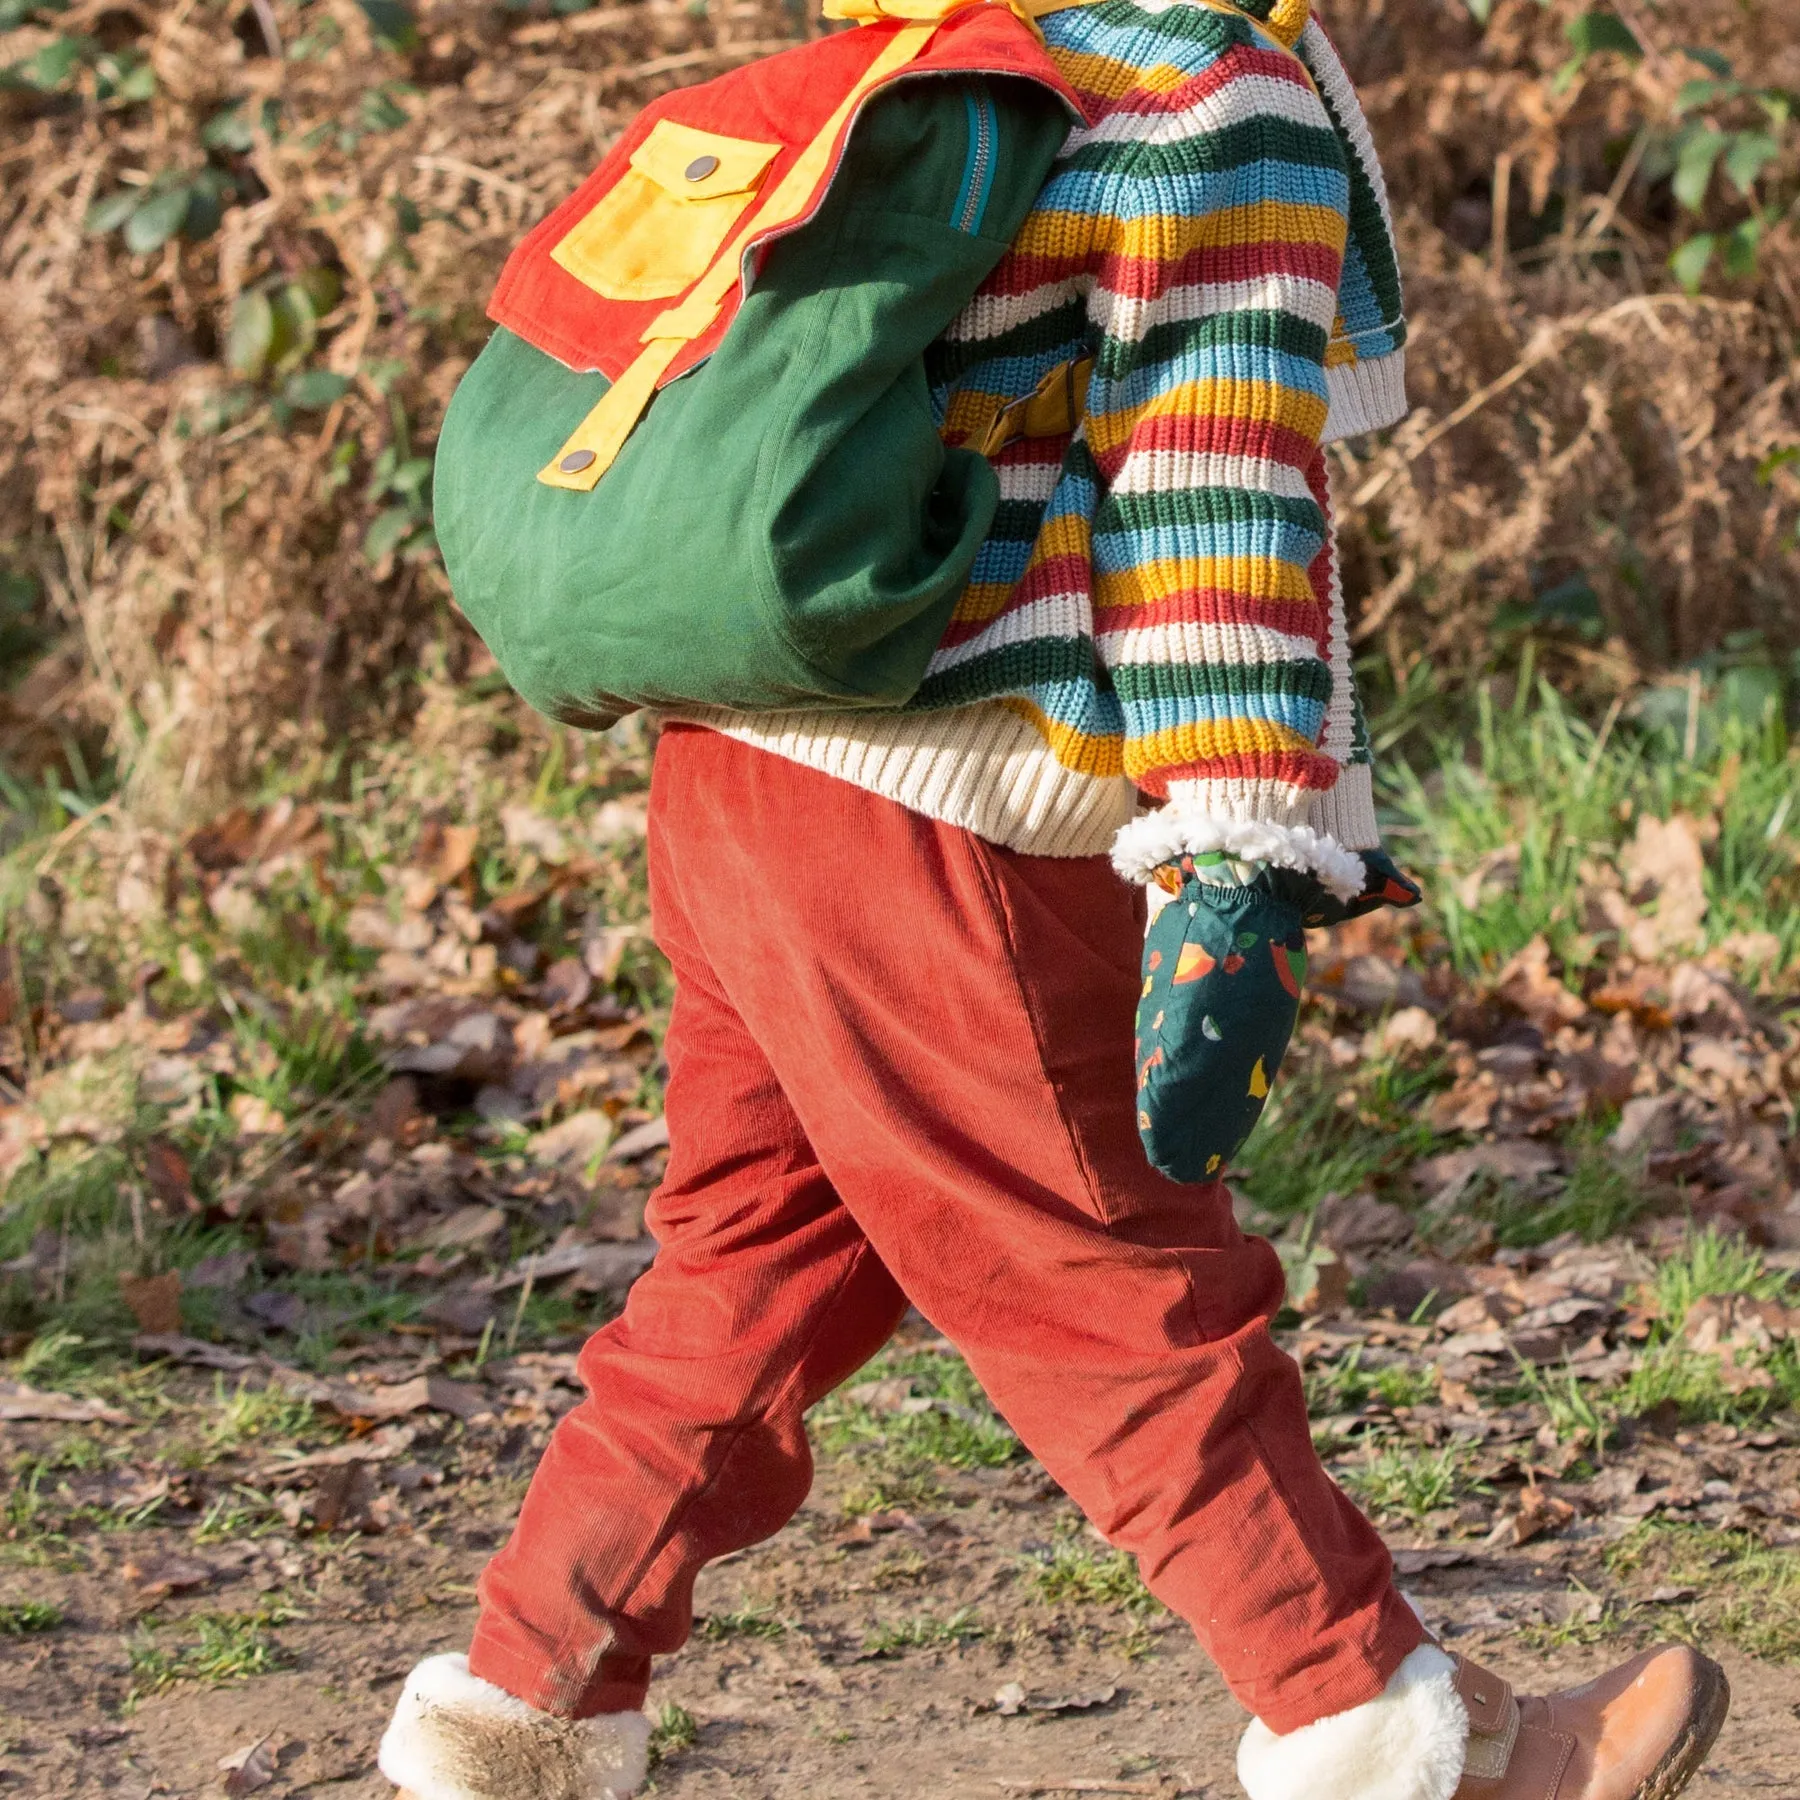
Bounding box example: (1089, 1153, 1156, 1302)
(539, 20, 939, 491)
(974, 354, 1092, 457)
(825, 0, 1062, 31)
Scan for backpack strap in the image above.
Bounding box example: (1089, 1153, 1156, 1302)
(539, 18, 942, 491)
(972, 354, 1092, 457)
(537, 0, 1116, 492)
(536, 17, 936, 493)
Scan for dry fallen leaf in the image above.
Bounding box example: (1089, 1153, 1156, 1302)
(530, 1109, 615, 1172)
(992, 1681, 1119, 1717)
(419, 1203, 506, 1253)
(218, 1734, 279, 1795)
(312, 1461, 377, 1533)
(333, 1373, 487, 1423)
(1415, 1139, 1559, 1198)
(228, 1092, 287, 1137)
(846, 1377, 932, 1416)
(501, 805, 569, 864)
(123, 1553, 214, 1600)
(1619, 813, 1708, 956)
(607, 1115, 670, 1162)
(1493, 937, 1588, 1030)
(142, 1138, 198, 1213)
(1373, 1005, 1438, 1057)
(118, 1269, 183, 1334)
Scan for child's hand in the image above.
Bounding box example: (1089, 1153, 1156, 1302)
(1132, 850, 1420, 1184)
(1135, 865, 1311, 1182)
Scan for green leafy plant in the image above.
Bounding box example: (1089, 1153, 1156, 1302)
(1551, 17, 1798, 289)
(86, 169, 236, 255)
(201, 97, 282, 154)
(1649, 53, 1797, 289)
(1557, 8, 1642, 91)
(356, 0, 419, 51)
(363, 397, 438, 567)
(1756, 447, 1800, 553)
(0, 570, 46, 688)
(2, 22, 152, 104)
(225, 268, 344, 384)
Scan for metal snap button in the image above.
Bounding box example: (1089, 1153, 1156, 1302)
(559, 448, 597, 474)
(684, 154, 720, 181)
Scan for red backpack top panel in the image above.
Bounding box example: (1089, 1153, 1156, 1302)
(488, 7, 1088, 382)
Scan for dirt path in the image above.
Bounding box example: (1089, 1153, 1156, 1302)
(7, 1439, 1799, 1800)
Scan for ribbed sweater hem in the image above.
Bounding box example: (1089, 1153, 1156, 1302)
(675, 701, 1139, 859)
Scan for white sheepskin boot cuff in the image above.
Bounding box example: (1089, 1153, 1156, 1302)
(1237, 1642, 1467, 1800)
(1110, 808, 1366, 903)
(377, 1653, 651, 1800)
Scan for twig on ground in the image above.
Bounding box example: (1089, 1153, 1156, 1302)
(994, 1783, 1171, 1796)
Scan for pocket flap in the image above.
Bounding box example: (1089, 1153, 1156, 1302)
(628, 120, 780, 201)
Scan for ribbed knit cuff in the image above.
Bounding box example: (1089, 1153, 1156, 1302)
(1324, 351, 1408, 442)
(1305, 761, 1380, 851)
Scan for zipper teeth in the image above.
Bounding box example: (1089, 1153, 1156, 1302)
(958, 90, 994, 232)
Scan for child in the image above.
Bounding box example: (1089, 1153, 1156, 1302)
(380, 1, 1728, 1795)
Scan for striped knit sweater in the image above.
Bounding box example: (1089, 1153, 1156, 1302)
(691, 0, 1408, 892)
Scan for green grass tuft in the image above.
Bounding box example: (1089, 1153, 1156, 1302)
(1342, 1442, 1477, 1520)
(812, 1348, 1019, 1474)
(1651, 1227, 1792, 1331)
(646, 1699, 698, 1769)
(0, 1600, 63, 1633)
(1023, 1537, 1161, 1616)
(698, 1602, 787, 1641)
(861, 1606, 984, 1657)
(1607, 1525, 1800, 1662)
(125, 1604, 291, 1702)
(1384, 678, 1800, 979)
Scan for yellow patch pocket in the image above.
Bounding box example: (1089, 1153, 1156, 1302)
(551, 121, 782, 303)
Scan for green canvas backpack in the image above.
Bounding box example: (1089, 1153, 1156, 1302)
(433, 2, 1085, 728)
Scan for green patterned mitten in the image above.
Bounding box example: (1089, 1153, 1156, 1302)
(1134, 849, 1423, 1184)
(1136, 862, 1313, 1183)
(1297, 848, 1423, 928)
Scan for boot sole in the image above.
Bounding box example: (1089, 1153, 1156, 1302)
(1636, 1654, 1731, 1800)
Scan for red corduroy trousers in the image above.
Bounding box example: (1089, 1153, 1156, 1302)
(468, 723, 1420, 1734)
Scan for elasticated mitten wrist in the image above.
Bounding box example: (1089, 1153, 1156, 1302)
(1134, 850, 1422, 1183)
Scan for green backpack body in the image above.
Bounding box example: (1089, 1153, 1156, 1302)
(434, 11, 1078, 728)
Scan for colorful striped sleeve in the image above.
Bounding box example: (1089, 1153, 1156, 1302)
(1090, 31, 1368, 900)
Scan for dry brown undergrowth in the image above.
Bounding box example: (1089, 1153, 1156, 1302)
(2, 0, 1798, 810)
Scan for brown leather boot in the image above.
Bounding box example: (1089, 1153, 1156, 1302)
(1450, 1644, 1729, 1800)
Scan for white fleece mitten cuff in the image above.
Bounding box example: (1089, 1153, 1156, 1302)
(1237, 1642, 1467, 1800)
(377, 1653, 651, 1800)
(1111, 808, 1366, 903)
